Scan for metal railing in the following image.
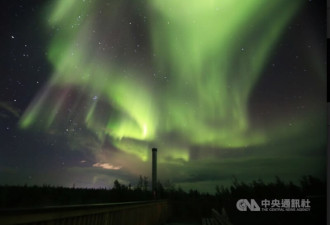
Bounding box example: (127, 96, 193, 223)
(0, 200, 170, 225)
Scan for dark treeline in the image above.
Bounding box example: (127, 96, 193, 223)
(0, 175, 326, 225)
(0, 176, 155, 208)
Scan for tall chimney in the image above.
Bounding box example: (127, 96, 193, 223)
(152, 148, 157, 196)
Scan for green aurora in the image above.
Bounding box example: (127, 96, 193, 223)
(18, 0, 325, 191)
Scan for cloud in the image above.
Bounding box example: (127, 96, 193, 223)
(93, 162, 122, 170)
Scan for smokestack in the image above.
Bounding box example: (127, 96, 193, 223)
(152, 148, 157, 196)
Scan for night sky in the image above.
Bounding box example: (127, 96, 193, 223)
(0, 0, 326, 193)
